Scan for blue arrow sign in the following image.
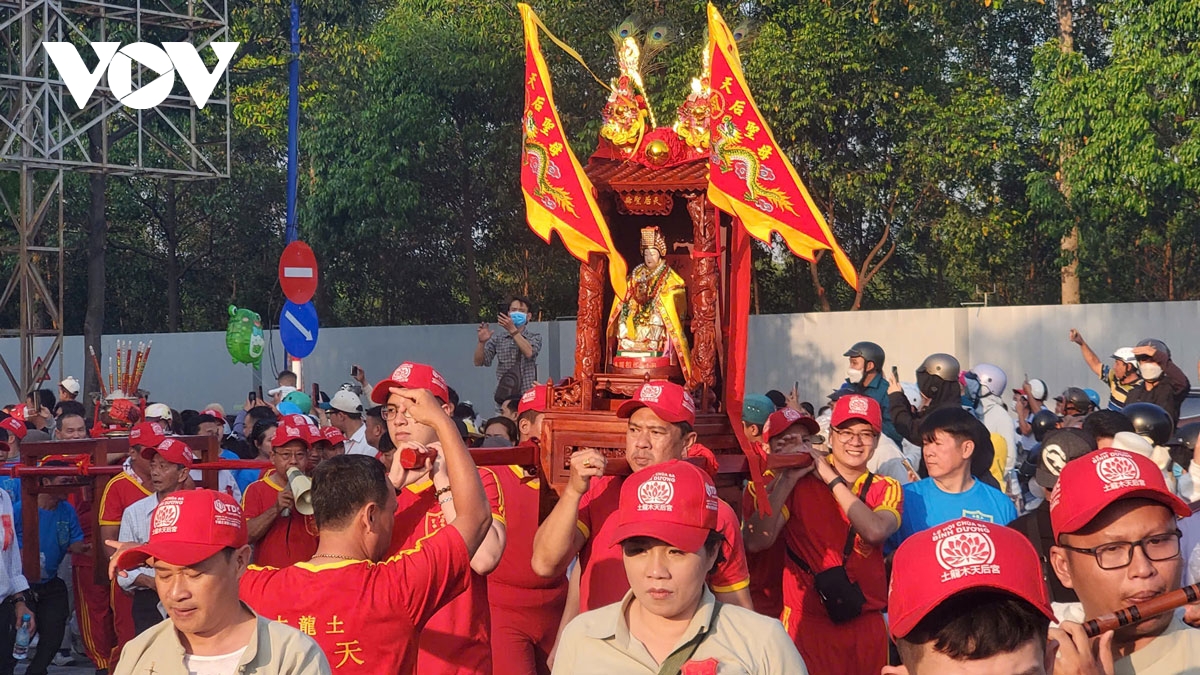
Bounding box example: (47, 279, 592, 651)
(279, 300, 319, 358)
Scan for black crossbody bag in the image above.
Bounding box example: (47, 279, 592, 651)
(785, 473, 875, 623)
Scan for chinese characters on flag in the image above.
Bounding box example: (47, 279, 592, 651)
(706, 3, 859, 289)
(519, 3, 628, 298)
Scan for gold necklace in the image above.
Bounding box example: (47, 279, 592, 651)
(310, 553, 359, 561)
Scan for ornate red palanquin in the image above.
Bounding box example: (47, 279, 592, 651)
(533, 153, 749, 497)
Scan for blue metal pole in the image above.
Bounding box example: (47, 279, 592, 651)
(285, 0, 300, 244)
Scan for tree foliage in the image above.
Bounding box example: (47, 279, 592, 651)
(39, 0, 1200, 336)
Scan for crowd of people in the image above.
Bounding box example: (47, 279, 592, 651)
(0, 322, 1196, 673)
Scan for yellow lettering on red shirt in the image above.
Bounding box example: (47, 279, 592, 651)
(298, 615, 316, 636)
(334, 640, 365, 667)
(326, 615, 344, 635)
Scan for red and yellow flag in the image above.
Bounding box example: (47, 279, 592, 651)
(519, 4, 627, 298)
(705, 4, 858, 289)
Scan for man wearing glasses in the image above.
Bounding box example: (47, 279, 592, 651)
(116, 438, 195, 634)
(743, 394, 903, 675)
(886, 407, 1017, 552)
(242, 415, 321, 568)
(371, 362, 507, 675)
(1048, 448, 1200, 673)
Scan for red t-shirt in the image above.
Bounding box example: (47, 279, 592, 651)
(240, 525, 471, 674)
(743, 473, 785, 618)
(576, 474, 750, 612)
(489, 465, 568, 608)
(98, 472, 151, 528)
(781, 471, 903, 617)
(389, 469, 505, 675)
(241, 471, 319, 568)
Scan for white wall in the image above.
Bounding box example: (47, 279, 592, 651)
(3, 301, 1197, 413)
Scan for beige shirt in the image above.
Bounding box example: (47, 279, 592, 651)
(553, 587, 808, 675)
(1115, 613, 1200, 675)
(114, 606, 331, 675)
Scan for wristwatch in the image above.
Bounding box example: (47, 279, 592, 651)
(826, 476, 848, 491)
(9, 593, 27, 605)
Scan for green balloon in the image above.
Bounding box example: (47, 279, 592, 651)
(226, 305, 265, 366)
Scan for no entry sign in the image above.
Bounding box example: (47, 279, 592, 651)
(278, 240, 319, 304)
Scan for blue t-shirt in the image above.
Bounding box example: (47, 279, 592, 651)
(887, 477, 1018, 552)
(37, 501, 83, 582)
(0, 469, 21, 546)
(222, 448, 261, 494)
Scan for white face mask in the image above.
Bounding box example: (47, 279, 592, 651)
(846, 368, 864, 384)
(1140, 362, 1164, 381)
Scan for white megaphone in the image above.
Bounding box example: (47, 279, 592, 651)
(284, 467, 314, 516)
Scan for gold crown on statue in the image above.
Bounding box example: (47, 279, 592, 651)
(640, 226, 667, 256)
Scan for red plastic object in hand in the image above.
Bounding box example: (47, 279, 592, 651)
(399, 444, 438, 470)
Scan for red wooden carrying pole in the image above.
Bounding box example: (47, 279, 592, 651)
(0, 460, 273, 478)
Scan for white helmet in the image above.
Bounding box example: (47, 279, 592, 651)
(971, 363, 1007, 398)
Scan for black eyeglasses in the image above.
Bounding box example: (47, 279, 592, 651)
(1058, 530, 1182, 570)
(380, 406, 410, 421)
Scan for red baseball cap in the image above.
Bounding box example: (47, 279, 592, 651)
(830, 394, 882, 433)
(371, 361, 450, 405)
(116, 490, 248, 570)
(888, 518, 1054, 639)
(275, 415, 319, 448)
(141, 438, 195, 468)
(608, 460, 719, 553)
(128, 421, 167, 448)
(1050, 448, 1190, 540)
(615, 381, 696, 426)
(0, 416, 27, 441)
(518, 384, 549, 414)
(321, 426, 346, 446)
(763, 408, 820, 443)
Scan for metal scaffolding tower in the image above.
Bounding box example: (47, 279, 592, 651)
(0, 0, 231, 398)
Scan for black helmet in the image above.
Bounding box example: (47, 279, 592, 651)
(843, 341, 885, 371)
(1055, 387, 1091, 414)
(1136, 338, 1171, 360)
(1031, 409, 1061, 442)
(1167, 422, 1200, 471)
(1122, 402, 1174, 446)
(917, 353, 960, 383)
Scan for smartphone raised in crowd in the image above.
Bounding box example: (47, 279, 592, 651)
(496, 302, 510, 318)
(249, 391, 257, 403)
(351, 365, 360, 378)
(892, 366, 900, 381)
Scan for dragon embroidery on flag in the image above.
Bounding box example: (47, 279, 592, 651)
(711, 114, 796, 215)
(523, 112, 577, 216)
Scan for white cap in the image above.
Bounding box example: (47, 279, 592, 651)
(1112, 347, 1138, 364)
(1110, 431, 1154, 457)
(329, 389, 363, 415)
(59, 376, 80, 395)
(145, 403, 172, 420)
(267, 385, 297, 398)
